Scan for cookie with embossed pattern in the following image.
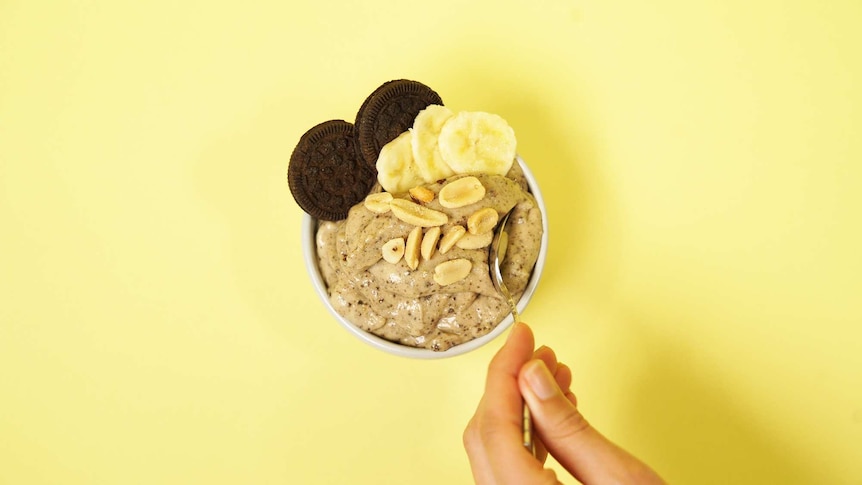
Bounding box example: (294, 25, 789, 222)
(288, 120, 375, 221)
(355, 79, 443, 170)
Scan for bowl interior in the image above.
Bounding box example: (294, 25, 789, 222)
(301, 156, 548, 359)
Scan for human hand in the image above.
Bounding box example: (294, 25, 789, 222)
(463, 322, 665, 484)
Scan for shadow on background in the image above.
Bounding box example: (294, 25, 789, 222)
(617, 319, 826, 485)
(495, 93, 602, 298)
(424, 71, 631, 364)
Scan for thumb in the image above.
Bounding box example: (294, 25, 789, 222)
(519, 360, 665, 485)
(519, 359, 590, 448)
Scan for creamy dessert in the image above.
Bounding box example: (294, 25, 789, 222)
(315, 104, 544, 351)
(316, 166, 541, 351)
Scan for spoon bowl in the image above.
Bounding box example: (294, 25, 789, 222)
(489, 209, 519, 322)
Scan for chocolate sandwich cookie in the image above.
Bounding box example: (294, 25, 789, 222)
(288, 119, 375, 221)
(355, 79, 443, 170)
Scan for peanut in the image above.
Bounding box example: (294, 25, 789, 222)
(381, 238, 405, 264)
(390, 198, 448, 227)
(433, 259, 473, 286)
(467, 207, 499, 235)
(421, 226, 442, 261)
(364, 192, 393, 213)
(455, 231, 493, 249)
(409, 186, 435, 203)
(404, 226, 422, 270)
(438, 176, 485, 209)
(438, 225, 467, 254)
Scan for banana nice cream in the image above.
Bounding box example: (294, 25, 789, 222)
(316, 107, 544, 352)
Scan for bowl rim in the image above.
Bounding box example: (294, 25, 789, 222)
(301, 155, 548, 359)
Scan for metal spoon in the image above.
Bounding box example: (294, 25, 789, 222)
(489, 208, 536, 457)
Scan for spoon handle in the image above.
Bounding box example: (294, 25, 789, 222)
(523, 402, 535, 456)
(504, 303, 533, 455)
(498, 288, 532, 454)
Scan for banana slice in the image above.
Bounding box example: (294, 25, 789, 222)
(438, 111, 516, 176)
(410, 105, 456, 183)
(376, 131, 425, 193)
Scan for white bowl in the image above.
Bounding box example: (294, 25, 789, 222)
(301, 156, 548, 359)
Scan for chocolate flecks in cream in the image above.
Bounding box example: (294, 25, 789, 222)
(316, 164, 543, 351)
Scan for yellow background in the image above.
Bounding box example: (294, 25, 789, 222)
(2, 1, 860, 483)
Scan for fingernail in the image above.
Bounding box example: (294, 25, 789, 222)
(525, 360, 558, 400)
